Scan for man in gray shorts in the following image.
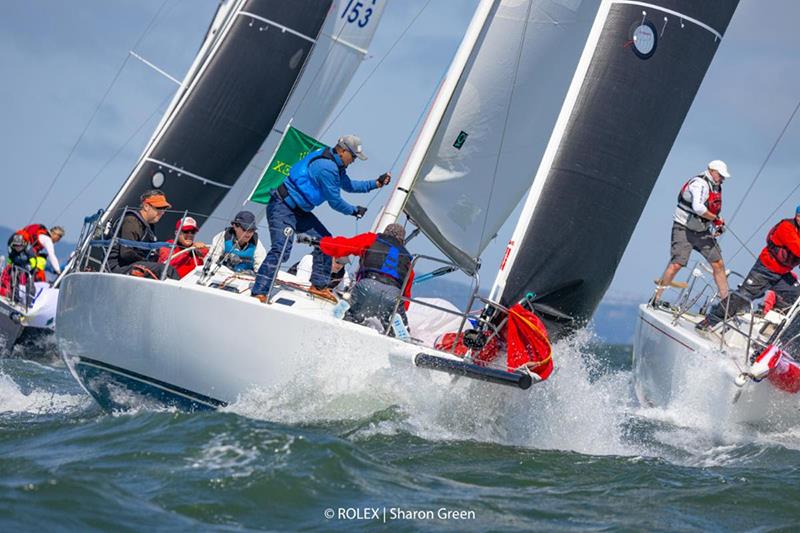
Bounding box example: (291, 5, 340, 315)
(652, 160, 731, 306)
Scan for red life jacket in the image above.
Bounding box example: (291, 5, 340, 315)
(677, 174, 722, 219)
(19, 224, 49, 256)
(766, 218, 800, 270)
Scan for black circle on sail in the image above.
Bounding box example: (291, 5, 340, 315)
(629, 20, 658, 60)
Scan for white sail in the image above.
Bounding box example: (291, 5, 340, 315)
(204, 0, 387, 228)
(383, 0, 601, 272)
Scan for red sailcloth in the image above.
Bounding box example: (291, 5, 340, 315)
(505, 304, 553, 380)
(433, 304, 553, 381)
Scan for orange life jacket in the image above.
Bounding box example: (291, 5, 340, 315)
(19, 224, 49, 256)
(766, 218, 800, 270)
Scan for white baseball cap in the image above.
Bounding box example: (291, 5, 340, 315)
(708, 160, 730, 178)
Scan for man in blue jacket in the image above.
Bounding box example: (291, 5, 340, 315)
(251, 134, 391, 301)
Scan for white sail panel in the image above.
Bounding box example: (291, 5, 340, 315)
(404, 0, 601, 272)
(205, 0, 387, 227)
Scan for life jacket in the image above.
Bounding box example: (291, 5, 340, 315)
(766, 218, 800, 270)
(222, 227, 258, 272)
(359, 234, 412, 289)
(677, 174, 722, 230)
(19, 224, 49, 256)
(284, 148, 338, 211)
(6, 244, 36, 269)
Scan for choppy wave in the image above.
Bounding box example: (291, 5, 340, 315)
(0, 367, 89, 416)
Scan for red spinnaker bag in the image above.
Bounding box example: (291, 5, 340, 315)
(506, 304, 553, 380)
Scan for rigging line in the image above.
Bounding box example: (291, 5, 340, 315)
(319, 0, 433, 140)
(51, 95, 173, 225)
(363, 70, 446, 211)
(726, 96, 800, 227)
(219, 4, 355, 220)
(727, 180, 800, 264)
(287, 6, 352, 124)
(478, 0, 532, 249)
(29, 0, 173, 224)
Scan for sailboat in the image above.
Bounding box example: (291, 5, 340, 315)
(634, 281, 800, 423)
(56, 0, 738, 412)
(2, 0, 385, 353)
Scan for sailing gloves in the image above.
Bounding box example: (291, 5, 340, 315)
(376, 173, 391, 188)
(353, 206, 368, 219)
(295, 233, 321, 246)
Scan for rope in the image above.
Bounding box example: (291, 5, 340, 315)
(477, 0, 533, 249)
(51, 95, 172, 225)
(724, 95, 800, 263)
(726, 96, 800, 227)
(319, 0, 433, 140)
(727, 180, 800, 264)
(508, 306, 553, 369)
(29, 0, 173, 224)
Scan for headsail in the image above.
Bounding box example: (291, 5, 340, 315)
(491, 0, 740, 336)
(101, 0, 334, 239)
(382, 0, 602, 273)
(204, 0, 387, 227)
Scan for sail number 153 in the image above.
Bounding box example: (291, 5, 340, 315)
(340, 0, 376, 28)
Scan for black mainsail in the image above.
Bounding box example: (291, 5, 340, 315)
(491, 0, 739, 337)
(102, 0, 332, 238)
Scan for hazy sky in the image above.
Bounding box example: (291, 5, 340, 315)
(1, 0, 798, 299)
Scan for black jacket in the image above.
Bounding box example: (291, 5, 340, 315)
(106, 211, 157, 272)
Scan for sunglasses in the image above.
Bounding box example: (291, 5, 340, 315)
(181, 230, 198, 235)
(233, 223, 255, 232)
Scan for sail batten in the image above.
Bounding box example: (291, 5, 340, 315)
(204, 0, 387, 227)
(101, 0, 334, 238)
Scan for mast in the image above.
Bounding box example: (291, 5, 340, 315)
(374, 0, 497, 232)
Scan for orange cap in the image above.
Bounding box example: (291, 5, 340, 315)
(144, 194, 172, 209)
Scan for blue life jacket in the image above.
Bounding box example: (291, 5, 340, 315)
(360, 235, 412, 289)
(223, 228, 258, 272)
(283, 148, 338, 211)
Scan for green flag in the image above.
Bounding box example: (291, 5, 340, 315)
(248, 126, 325, 204)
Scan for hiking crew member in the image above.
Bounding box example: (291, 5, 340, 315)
(16, 224, 65, 281)
(157, 216, 208, 279)
(701, 207, 800, 330)
(653, 160, 731, 306)
(251, 135, 391, 302)
(0, 234, 36, 305)
(301, 223, 414, 328)
(106, 189, 178, 279)
(208, 210, 266, 273)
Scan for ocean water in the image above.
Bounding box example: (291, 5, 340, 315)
(1, 333, 799, 531)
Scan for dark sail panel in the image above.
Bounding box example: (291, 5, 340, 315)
(498, 0, 739, 337)
(105, 0, 332, 237)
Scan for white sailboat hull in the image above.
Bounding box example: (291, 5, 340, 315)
(632, 304, 800, 425)
(56, 273, 529, 411)
(0, 282, 57, 353)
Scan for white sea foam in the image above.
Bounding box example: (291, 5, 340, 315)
(229, 327, 639, 457)
(631, 344, 800, 465)
(189, 433, 261, 476)
(0, 370, 89, 415)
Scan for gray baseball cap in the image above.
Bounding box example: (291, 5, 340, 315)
(337, 135, 367, 160)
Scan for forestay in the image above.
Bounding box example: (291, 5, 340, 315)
(402, 0, 602, 273)
(101, 0, 333, 240)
